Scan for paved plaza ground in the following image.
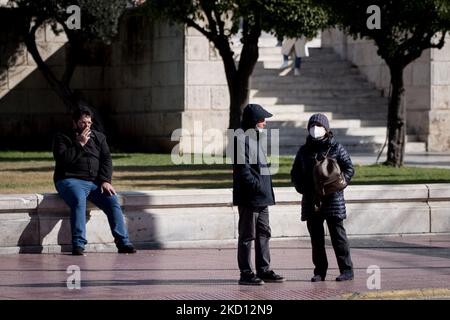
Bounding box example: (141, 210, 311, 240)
(0, 234, 449, 300)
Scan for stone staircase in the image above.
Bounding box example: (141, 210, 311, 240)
(246, 36, 426, 155)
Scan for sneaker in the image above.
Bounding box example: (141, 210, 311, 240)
(257, 270, 286, 283)
(72, 246, 85, 256)
(336, 272, 354, 281)
(294, 68, 300, 76)
(118, 245, 137, 254)
(280, 60, 289, 69)
(311, 275, 325, 282)
(239, 272, 264, 286)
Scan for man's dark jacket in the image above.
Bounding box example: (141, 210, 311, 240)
(232, 104, 275, 207)
(290, 134, 354, 221)
(53, 129, 112, 184)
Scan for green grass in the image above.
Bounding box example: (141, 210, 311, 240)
(0, 151, 449, 194)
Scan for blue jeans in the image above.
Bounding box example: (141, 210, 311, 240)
(55, 178, 132, 249)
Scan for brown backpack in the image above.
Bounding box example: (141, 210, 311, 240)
(313, 147, 347, 197)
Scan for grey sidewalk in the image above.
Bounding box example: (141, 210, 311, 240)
(0, 234, 449, 300)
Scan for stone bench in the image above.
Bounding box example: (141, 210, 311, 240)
(0, 184, 449, 253)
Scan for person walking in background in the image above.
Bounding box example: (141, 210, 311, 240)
(290, 113, 354, 282)
(53, 105, 136, 256)
(233, 104, 285, 285)
(280, 36, 309, 76)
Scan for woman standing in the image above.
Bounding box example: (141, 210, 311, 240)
(290, 113, 354, 282)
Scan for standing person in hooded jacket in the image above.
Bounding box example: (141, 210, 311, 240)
(233, 104, 285, 285)
(290, 113, 354, 282)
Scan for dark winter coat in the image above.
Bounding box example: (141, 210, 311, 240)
(232, 104, 275, 207)
(290, 133, 354, 221)
(53, 129, 113, 184)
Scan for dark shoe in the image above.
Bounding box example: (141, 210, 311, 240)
(257, 270, 286, 283)
(336, 272, 354, 281)
(72, 246, 85, 256)
(311, 275, 325, 282)
(239, 272, 264, 286)
(118, 245, 136, 254)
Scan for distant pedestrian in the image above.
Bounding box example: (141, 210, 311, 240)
(290, 113, 354, 282)
(280, 36, 309, 76)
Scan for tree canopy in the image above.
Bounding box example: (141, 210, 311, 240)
(7, 0, 128, 120)
(11, 0, 127, 44)
(320, 0, 450, 67)
(319, 0, 450, 166)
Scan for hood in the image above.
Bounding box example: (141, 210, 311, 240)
(307, 113, 330, 132)
(241, 104, 273, 130)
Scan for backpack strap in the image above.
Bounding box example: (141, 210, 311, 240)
(324, 146, 332, 158)
(316, 146, 332, 161)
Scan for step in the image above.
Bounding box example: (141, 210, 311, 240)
(278, 135, 387, 146)
(267, 126, 388, 137)
(250, 89, 383, 99)
(250, 96, 388, 106)
(275, 139, 426, 155)
(263, 104, 387, 114)
(251, 73, 368, 83)
(264, 108, 388, 120)
(251, 81, 376, 91)
(267, 119, 387, 128)
(268, 113, 386, 124)
(251, 64, 363, 74)
(251, 67, 362, 77)
(236, 46, 338, 57)
(255, 60, 355, 70)
(256, 53, 341, 61)
(278, 144, 384, 155)
(270, 111, 334, 122)
(405, 142, 426, 153)
(253, 53, 345, 63)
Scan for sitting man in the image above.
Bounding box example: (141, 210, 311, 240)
(53, 106, 136, 255)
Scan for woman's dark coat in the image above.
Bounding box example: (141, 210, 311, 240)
(290, 134, 354, 221)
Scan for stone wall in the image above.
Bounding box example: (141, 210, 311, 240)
(429, 36, 450, 151)
(0, 8, 68, 150)
(322, 28, 450, 151)
(1, 184, 449, 253)
(179, 27, 230, 155)
(0, 7, 232, 153)
(105, 16, 185, 152)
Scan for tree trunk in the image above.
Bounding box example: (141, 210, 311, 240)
(229, 77, 248, 130)
(385, 64, 406, 167)
(215, 34, 259, 129)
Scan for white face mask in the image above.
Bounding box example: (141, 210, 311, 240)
(309, 126, 326, 139)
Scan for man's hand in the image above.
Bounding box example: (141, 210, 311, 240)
(76, 127, 91, 146)
(101, 182, 117, 196)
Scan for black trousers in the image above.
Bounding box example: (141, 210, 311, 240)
(237, 206, 271, 274)
(306, 214, 353, 277)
